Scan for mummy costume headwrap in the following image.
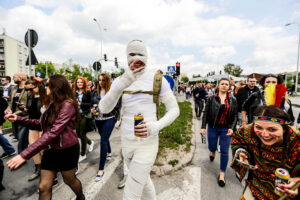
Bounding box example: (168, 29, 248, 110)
(126, 40, 148, 66)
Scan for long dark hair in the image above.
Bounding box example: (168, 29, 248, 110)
(26, 77, 47, 106)
(47, 75, 79, 124)
(253, 105, 291, 167)
(259, 74, 283, 88)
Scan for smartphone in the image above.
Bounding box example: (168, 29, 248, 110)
(236, 159, 256, 168)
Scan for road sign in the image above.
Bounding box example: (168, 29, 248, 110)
(167, 66, 175, 74)
(93, 61, 101, 71)
(164, 75, 175, 90)
(36, 72, 41, 77)
(25, 29, 38, 47)
(26, 49, 38, 65)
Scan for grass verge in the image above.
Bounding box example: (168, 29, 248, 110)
(158, 101, 193, 157)
(3, 120, 12, 129)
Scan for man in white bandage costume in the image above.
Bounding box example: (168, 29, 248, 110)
(99, 40, 179, 200)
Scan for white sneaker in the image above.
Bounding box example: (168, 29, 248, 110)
(118, 175, 128, 189)
(79, 154, 87, 162)
(217, 145, 221, 153)
(75, 164, 79, 175)
(88, 141, 95, 152)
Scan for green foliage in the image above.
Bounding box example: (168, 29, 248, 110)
(223, 63, 243, 77)
(3, 120, 12, 128)
(55, 59, 95, 81)
(181, 76, 189, 83)
(158, 101, 193, 156)
(192, 74, 201, 78)
(35, 62, 57, 78)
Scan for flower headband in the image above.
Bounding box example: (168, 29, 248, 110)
(33, 77, 42, 82)
(253, 116, 291, 125)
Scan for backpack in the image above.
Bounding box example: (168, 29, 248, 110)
(119, 73, 163, 120)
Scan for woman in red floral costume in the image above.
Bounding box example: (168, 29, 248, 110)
(231, 105, 299, 200)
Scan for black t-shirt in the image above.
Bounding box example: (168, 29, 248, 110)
(28, 97, 41, 119)
(12, 88, 23, 112)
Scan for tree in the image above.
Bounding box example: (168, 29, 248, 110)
(192, 74, 201, 78)
(35, 62, 57, 78)
(181, 76, 189, 83)
(223, 63, 243, 77)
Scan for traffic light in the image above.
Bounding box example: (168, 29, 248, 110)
(115, 57, 118, 68)
(176, 62, 180, 76)
(104, 54, 107, 61)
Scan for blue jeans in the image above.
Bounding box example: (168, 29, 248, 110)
(13, 123, 29, 154)
(207, 126, 231, 172)
(0, 134, 15, 154)
(96, 118, 116, 170)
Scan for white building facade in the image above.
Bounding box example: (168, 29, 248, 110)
(0, 34, 33, 77)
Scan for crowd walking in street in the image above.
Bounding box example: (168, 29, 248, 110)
(0, 40, 299, 200)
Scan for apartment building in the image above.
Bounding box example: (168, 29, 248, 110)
(0, 34, 34, 77)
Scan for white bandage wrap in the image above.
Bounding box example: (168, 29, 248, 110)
(99, 69, 136, 114)
(146, 91, 180, 136)
(126, 40, 148, 66)
(122, 137, 158, 200)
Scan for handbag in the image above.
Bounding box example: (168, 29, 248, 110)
(84, 112, 96, 132)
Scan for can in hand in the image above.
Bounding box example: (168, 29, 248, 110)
(134, 113, 144, 137)
(201, 132, 206, 144)
(275, 168, 290, 196)
(93, 104, 99, 116)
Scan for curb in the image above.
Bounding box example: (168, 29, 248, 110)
(83, 151, 122, 200)
(151, 100, 196, 176)
(3, 127, 12, 135)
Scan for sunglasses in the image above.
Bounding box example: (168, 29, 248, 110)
(25, 86, 37, 91)
(265, 74, 278, 78)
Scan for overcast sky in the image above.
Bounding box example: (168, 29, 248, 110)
(0, 0, 300, 77)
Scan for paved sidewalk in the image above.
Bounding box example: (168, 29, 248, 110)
(289, 96, 300, 107)
(0, 128, 122, 200)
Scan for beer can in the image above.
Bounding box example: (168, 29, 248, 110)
(93, 104, 99, 116)
(134, 113, 144, 137)
(201, 132, 206, 144)
(275, 168, 290, 196)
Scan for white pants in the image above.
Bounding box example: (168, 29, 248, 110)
(122, 137, 158, 200)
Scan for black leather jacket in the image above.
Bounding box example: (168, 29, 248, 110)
(76, 91, 92, 115)
(242, 91, 294, 123)
(201, 94, 238, 130)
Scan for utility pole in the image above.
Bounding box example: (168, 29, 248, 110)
(27, 29, 31, 76)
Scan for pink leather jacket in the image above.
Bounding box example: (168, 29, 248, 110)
(18, 101, 79, 160)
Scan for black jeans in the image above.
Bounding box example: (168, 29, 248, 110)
(75, 116, 91, 156)
(195, 100, 204, 118)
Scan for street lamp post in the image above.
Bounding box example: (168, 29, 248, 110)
(286, 23, 300, 93)
(93, 18, 107, 79)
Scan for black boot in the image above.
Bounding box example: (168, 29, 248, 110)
(76, 194, 85, 200)
(28, 164, 41, 181)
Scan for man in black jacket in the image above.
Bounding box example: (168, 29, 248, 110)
(193, 82, 207, 120)
(236, 77, 259, 126)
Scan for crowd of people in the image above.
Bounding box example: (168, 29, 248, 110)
(188, 75, 299, 199)
(0, 39, 298, 200)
